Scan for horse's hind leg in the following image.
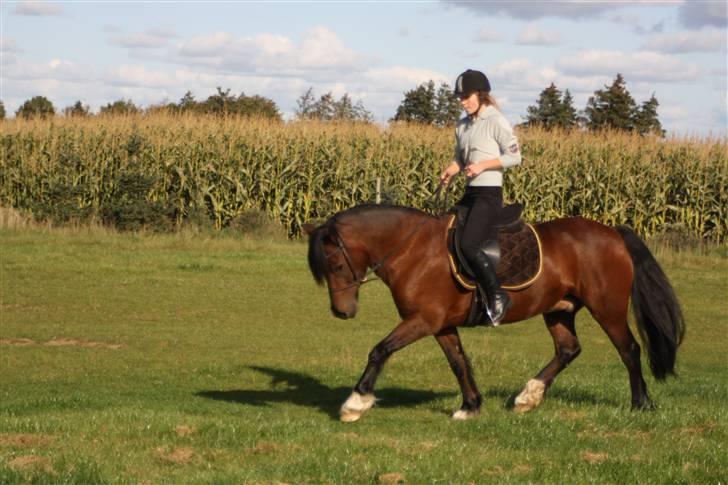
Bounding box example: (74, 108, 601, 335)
(514, 310, 581, 414)
(435, 327, 482, 420)
(590, 307, 652, 410)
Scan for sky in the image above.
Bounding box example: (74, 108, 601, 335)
(1, 1, 726, 136)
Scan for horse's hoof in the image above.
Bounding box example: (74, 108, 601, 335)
(339, 392, 376, 423)
(340, 410, 363, 422)
(513, 379, 546, 414)
(632, 400, 655, 411)
(452, 409, 479, 420)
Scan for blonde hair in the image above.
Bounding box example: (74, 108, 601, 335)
(479, 91, 499, 110)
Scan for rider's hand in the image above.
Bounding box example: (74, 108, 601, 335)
(440, 162, 460, 186)
(465, 162, 486, 178)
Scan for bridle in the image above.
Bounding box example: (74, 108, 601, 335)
(324, 184, 449, 293)
(325, 233, 383, 293)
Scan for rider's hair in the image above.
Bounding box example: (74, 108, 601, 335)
(479, 91, 499, 110)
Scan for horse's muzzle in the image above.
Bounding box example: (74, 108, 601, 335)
(331, 304, 357, 320)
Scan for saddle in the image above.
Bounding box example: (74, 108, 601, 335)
(446, 203, 543, 326)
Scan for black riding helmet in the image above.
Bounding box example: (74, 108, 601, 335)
(454, 69, 491, 96)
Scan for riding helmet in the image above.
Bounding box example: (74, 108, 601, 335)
(454, 69, 491, 96)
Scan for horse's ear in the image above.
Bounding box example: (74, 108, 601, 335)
(302, 223, 317, 235)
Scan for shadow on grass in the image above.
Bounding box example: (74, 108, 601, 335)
(485, 385, 619, 410)
(196, 366, 457, 420)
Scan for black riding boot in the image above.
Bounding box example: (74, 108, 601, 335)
(470, 249, 512, 325)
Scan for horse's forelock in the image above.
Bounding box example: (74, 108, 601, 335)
(307, 221, 335, 286)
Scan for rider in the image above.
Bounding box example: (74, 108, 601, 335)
(440, 69, 522, 324)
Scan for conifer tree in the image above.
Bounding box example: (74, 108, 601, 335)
(633, 94, 664, 136)
(585, 73, 637, 131)
(524, 83, 577, 129)
(393, 80, 460, 126)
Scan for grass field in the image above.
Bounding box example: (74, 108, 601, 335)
(1, 225, 726, 484)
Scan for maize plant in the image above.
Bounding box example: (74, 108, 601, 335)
(0, 114, 725, 242)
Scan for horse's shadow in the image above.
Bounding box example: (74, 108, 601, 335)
(196, 366, 457, 420)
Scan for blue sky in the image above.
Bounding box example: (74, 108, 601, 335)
(1, 1, 726, 136)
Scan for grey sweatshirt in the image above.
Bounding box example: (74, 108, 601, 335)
(454, 105, 522, 187)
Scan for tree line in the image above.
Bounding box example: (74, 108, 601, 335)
(1, 73, 662, 135)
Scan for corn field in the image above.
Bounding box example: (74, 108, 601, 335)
(1, 114, 726, 242)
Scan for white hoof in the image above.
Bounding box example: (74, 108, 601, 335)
(514, 379, 546, 414)
(339, 392, 376, 423)
(452, 409, 479, 420)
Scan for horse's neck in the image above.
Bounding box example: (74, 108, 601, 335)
(349, 209, 434, 265)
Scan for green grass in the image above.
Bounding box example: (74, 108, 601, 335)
(1, 226, 726, 484)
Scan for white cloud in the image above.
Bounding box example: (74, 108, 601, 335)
(102, 65, 176, 88)
(4, 58, 89, 83)
(678, 2, 727, 29)
(515, 24, 561, 45)
(173, 27, 364, 77)
(365, 66, 448, 93)
(642, 30, 727, 53)
(110, 32, 174, 49)
(556, 49, 701, 82)
(473, 28, 503, 43)
(12, 1, 63, 16)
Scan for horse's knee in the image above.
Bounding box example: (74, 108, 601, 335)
(558, 343, 581, 366)
(368, 343, 390, 365)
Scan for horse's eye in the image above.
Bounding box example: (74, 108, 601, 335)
(332, 264, 344, 272)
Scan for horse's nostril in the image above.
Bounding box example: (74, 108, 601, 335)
(331, 306, 349, 320)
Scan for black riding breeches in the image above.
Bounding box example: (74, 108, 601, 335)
(457, 186, 503, 267)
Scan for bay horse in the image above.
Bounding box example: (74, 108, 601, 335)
(302, 204, 684, 422)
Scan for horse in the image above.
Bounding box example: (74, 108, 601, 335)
(302, 204, 684, 422)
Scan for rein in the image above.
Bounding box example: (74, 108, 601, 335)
(326, 184, 450, 293)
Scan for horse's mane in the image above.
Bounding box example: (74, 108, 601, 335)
(306, 204, 435, 285)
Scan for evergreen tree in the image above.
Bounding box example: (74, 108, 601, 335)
(393, 81, 460, 126)
(393, 80, 438, 124)
(16, 96, 56, 119)
(584, 73, 637, 131)
(560, 90, 578, 128)
(524, 83, 577, 129)
(0, 100, 5, 119)
(633, 94, 664, 136)
(435, 83, 462, 127)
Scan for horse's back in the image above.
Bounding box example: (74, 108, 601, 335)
(533, 216, 633, 302)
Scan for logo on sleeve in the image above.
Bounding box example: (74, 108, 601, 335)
(509, 143, 520, 154)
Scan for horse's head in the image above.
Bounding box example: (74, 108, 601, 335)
(303, 221, 367, 319)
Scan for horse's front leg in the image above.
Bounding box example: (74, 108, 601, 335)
(435, 327, 482, 420)
(340, 316, 430, 422)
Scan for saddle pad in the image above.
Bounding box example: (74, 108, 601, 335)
(447, 214, 543, 291)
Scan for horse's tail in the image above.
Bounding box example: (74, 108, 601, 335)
(616, 225, 685, 381)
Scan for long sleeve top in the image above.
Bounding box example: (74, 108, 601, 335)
(454, 105, 522, 187)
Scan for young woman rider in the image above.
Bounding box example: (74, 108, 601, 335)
(439, 69, 522, 324)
